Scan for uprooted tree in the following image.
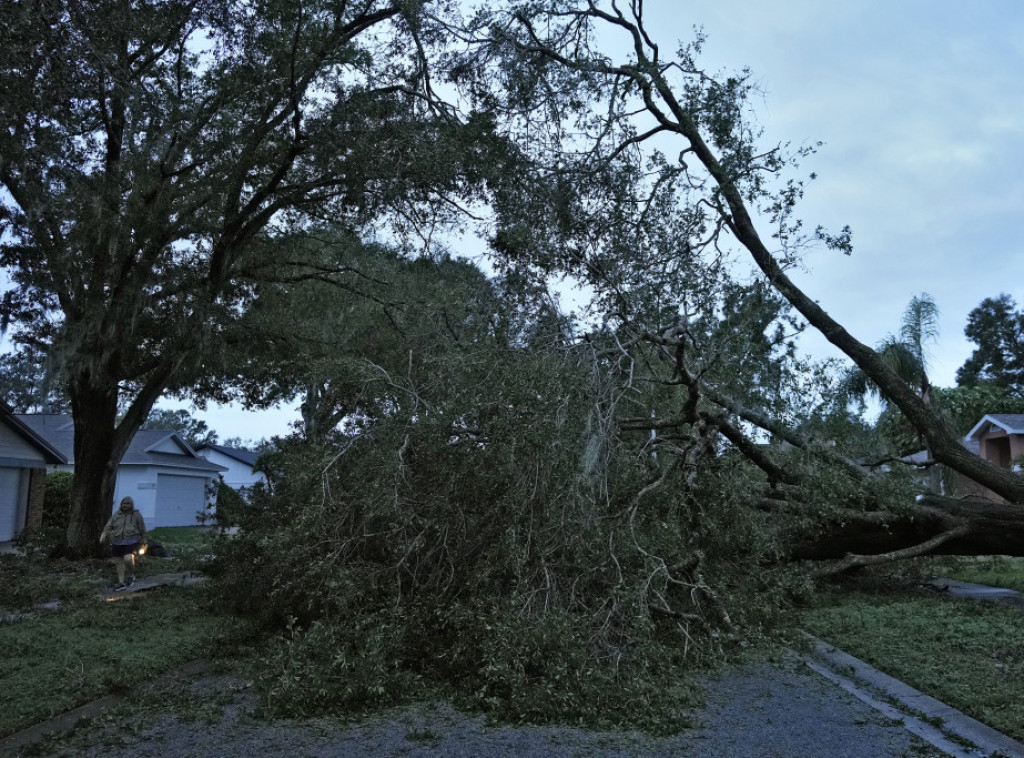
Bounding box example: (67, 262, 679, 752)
(462, 0, 1024, 569)
(7, 0, 1024, 725)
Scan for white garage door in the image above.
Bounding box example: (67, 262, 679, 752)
(0, 468, 23, 542)
(153, 474, 207, 528)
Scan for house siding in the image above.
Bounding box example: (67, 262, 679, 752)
(0, 424, 47, 463)
(114, 467, 161, 523)
(198, 449, 265, 492)
(0, 467, 23, 541)
(113, 467, 218, 526)
(976, 428, 1024, 467)
(962, 415, 1024, 502)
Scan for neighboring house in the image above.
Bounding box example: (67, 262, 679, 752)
(195, 444, 266, 496)
(0, 401, 67, 541)
(965, 414, 1024, 469)
(16, 414, 227, 528)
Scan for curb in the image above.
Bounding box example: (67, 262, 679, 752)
(0, 659, 212, 755)
(800, 633, 1024, 758)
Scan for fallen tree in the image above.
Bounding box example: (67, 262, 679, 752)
(461, 1, 1024, 573)
(792, 496, 1024, 564)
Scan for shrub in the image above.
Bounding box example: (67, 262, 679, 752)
(15, 471, 74, 556)
(212, 478, 245, 527)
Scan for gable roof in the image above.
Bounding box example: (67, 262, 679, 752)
(15, 415, 225, 473)
(0, 402, 67, 464)
(965, 414, 1024, 441)
(196, 443, 260, 468)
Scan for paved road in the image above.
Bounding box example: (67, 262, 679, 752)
(12, 657, 950, 758)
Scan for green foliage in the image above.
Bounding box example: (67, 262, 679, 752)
(841, 293, 938, 414)
(14, 471, 75, 557)
(957, 294, 1024, 396)
(209, 261, 803, 727)
(877, 384, 1024, 456)
(42, 472, 74, 531)
(212, 480, 245, 528)
(0, 349, 69, 413)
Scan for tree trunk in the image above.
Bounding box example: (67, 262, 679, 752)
(790, 495, 1024, 565)
(61, 380, 124, 558)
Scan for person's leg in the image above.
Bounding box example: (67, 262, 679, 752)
(113, 555, 126, 585)
(124, 554, 135, 585)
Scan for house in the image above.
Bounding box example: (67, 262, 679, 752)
(16, 414, 227, 528)
(965, 414, 1024, 470)
(195, 444, 266, 496)
(0, 401, 67, 541)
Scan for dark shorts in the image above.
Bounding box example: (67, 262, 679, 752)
(112, 541, 140, 557)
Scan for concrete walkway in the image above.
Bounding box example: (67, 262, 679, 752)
(98, 571, 207, 599)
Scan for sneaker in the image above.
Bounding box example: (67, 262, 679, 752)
(127, 576, 136, 587)
(113, 582, 127, 591)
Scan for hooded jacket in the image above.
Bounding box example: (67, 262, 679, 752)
(101, 508, 146, 545)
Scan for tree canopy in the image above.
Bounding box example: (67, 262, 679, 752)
(461, 0, 1024, 504)
(144, 407, 218, 449)
(0, 349, 70, 414)
(957, 294, 1024, 397)
(0, 0, 509, 555)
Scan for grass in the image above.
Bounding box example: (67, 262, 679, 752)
(0, 588, 227, 738)
(916, 555, 1024, 592)
(148, 526, 217, 553)
(0, 526, 249, 740)
(0, 556, 110, 610)
(801, 579, 1024, 742)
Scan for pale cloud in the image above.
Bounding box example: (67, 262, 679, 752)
(654, 0, 1024, 387)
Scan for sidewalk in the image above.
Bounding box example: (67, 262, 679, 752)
(927, 577, 1024, 608)
(99, 571, 207, 599)
(800, 634, 1024, 758)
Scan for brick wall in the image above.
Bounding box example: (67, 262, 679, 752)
(23, 468, 47, 533)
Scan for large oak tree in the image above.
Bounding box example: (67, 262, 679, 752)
(0, 0, 501, 555)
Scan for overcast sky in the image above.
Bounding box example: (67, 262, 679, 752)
(670, 0, 1024, 381)
(189, 0, 1024, 442)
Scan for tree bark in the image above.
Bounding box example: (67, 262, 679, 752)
(62, 379, 122, 558)
(789, 495, 1024, 565)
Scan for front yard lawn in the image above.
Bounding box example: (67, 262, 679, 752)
(801, 581, 1024, 742)
(0, 530, 247, 740)
(918, 554, 1024, 593)
(0, 588, 226, 738)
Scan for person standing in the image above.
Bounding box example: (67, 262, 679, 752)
(99, 496, 147, 590)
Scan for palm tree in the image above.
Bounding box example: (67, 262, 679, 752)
(842, 293, 939, 409)
(842, 294, 942, 488)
